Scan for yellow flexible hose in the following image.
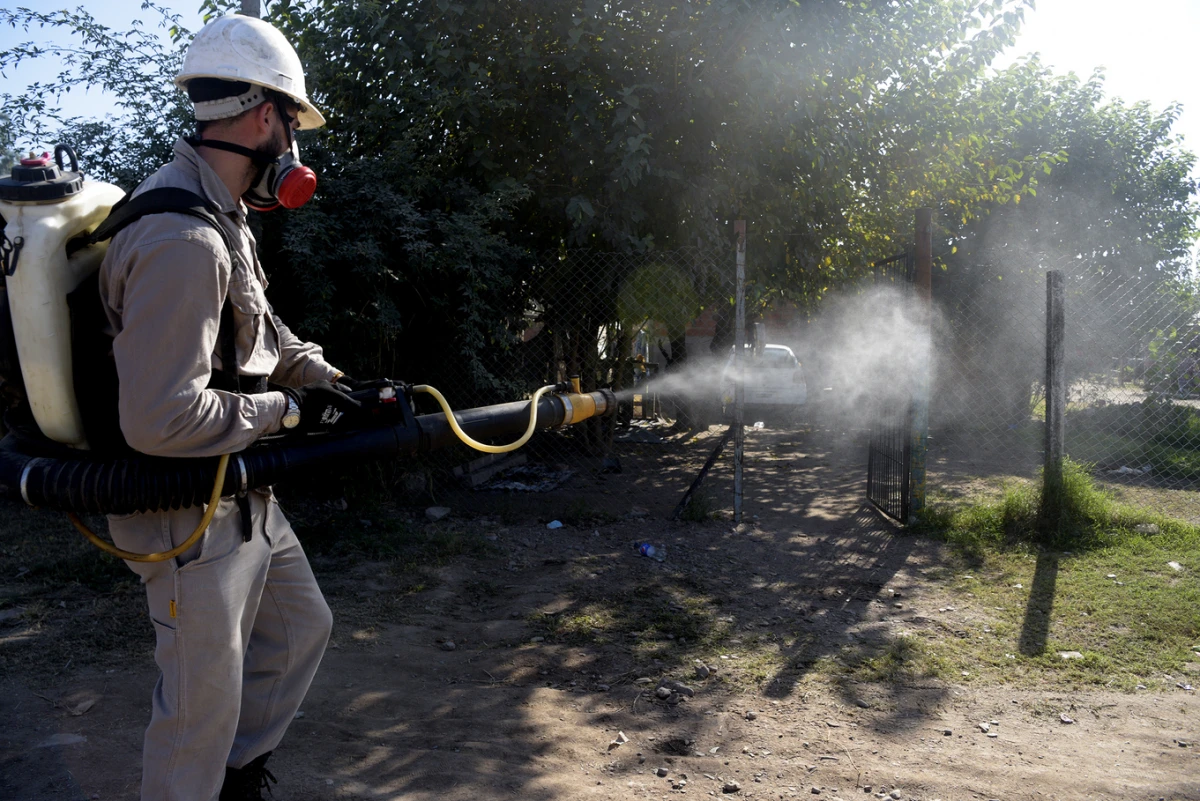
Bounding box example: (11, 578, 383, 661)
(66, 453, 231, 563)
(415, 384, 555, 454)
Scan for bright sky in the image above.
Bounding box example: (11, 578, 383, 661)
(994, 0, 1200, 166)
(2, 0, 1199, 171)
(0, 0, 207, 131)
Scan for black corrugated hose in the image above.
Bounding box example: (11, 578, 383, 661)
(0, 389, 615, 515)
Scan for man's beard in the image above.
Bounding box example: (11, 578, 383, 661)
(244, 125, 288, 185)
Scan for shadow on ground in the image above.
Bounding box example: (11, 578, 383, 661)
(1, 419, 954, 799)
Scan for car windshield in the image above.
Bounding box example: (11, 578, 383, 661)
(725, 346, 797, 369)
(761, 348, 796, 368)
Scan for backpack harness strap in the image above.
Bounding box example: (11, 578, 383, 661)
(89, 187, 259, 541)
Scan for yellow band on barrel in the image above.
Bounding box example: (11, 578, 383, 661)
(562, 392, 598, 425)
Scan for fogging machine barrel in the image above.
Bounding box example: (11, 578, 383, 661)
(0, 388, 616, 515)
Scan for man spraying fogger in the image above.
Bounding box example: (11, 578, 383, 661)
(99, 14, 366, 800)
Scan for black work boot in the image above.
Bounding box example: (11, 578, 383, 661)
(220, 751, 277, 800)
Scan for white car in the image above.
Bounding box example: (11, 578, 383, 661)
(720, 344, 807, 423)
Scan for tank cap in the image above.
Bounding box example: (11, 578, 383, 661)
(0, 144, 85, 202)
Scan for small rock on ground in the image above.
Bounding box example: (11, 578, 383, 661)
(658, 679, 695, 696)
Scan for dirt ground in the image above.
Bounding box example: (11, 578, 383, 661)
(1, 422, 1198, 800)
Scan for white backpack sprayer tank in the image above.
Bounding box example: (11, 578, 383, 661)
(0, 145, 124, 448)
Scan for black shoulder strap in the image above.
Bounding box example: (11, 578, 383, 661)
(82, 186, 258, 537)
(88, 187, 241, 385)
(89, 187, 231, 249)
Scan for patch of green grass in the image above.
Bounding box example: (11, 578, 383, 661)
(492, 499, 524, 526)
(529, 606, 621, 646)
(524, 581, 806, 692)
(526, 581, 735, 665)
(918, 458, 1196, 553)
(844, 634, 950, 682)
(0, 508, 132, 594)
(728, 641, 789, 686)
(934, 542, 1200, 688)
(1067, 430, 1200, 481)
(462, 579, 504, 600)
(916, 467, 1200, 688)
(0, 503, 151, 673)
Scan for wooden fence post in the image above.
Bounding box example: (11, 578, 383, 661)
(1042, 271, 1066, 527)
(733, 221, 746, 524)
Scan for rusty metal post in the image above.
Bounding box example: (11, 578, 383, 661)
(908, 208, 933, 522)
(733, 221, 746, 525)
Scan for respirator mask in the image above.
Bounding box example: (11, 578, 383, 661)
(186, 96, 317, 212)
(242, 138, 317, 212)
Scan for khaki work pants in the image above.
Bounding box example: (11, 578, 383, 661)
(109, 492, 332, 801)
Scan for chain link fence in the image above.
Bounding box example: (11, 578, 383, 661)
(414, 230, 1200, 528)
(1063, 272, 1200, 521)
(929, 269, 1046, 493)
(928, 267, 1200, 524)
(424, 246, 735, 514)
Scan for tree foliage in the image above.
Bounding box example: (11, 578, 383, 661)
(942, 59, 1197, 285)
(265, 0, 1054, 277)
(0, 4, 191, 187)
(2, 0, 1195, 412)
(935, 60, 1198, 426)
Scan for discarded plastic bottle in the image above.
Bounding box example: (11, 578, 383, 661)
(638, 543, 667, 562)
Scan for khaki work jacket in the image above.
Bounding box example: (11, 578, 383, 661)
(98, 138, 339, 459)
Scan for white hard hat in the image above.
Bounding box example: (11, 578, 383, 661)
(175, 14, 325, 130)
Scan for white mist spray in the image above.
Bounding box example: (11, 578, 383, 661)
(610, 284, 938, 430)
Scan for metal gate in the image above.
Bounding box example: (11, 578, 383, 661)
(866, 251, 915, 521)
